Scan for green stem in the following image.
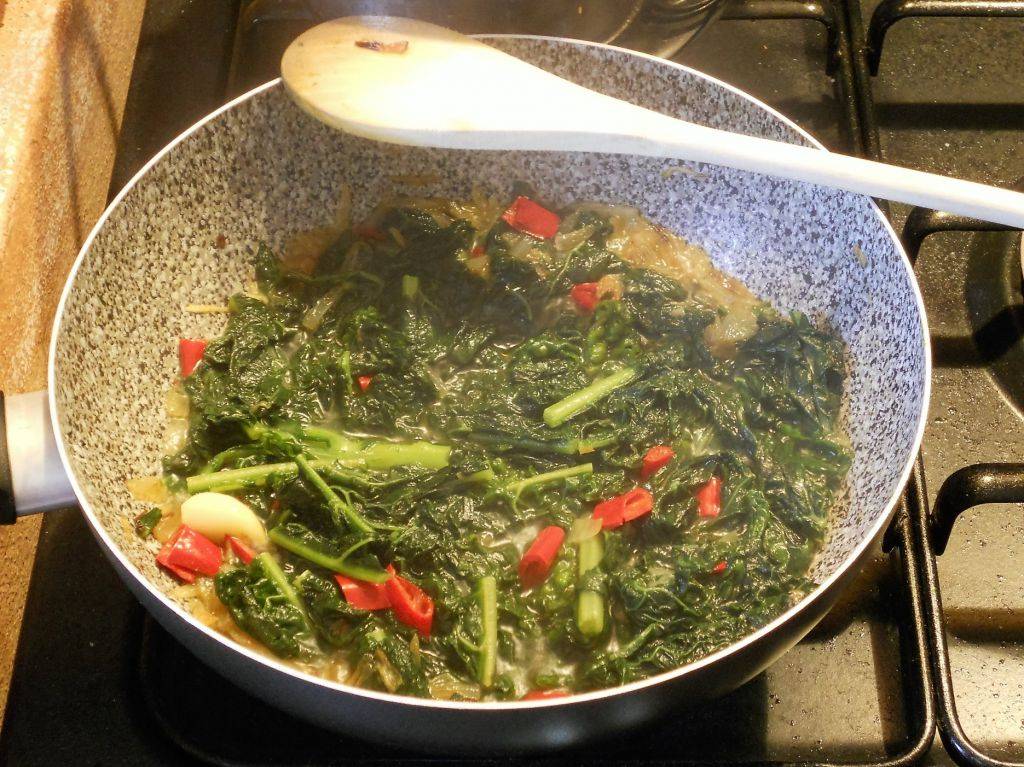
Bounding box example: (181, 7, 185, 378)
(296, 455, 374, 536)
(466, 432, 616, 456)
(616, 624, 658, 659)
(402, 274, 419, 299)
(341, 350, 354, 394)
(503, 463, 593, 496)
(244, 422, 355, 455)
(299, 424, 359, 453)
(477, 576, 498, 688)
(542, 367, 638, 428)
(186, 460, 298, 494)
(267, 527, 388, 583)
(202, 445, 260, 474)
(185, 439, 452, 495)
(574, 436, 618, 455)
(459, 468, 496, 485)
(576, 534, 604, 639)
(245, 422, 451, 470)
(356, 441, 451, 470)
(301, 284, 347, 332)
(256, 552, 310, 625)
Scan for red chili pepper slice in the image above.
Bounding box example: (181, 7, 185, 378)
(711, 560, 728, 575)
(570, 282, 600, 313)
(471, 245, 486, 256)
(696, 476, 722, 518)
(161, 525, 222, 576)
(156, 543, 196, 583)
(335, 574, 391, 610)
(592, 487, 654, 530)
(521, 689, 571, 700)
(385, 565, 434, 638)
(518, 526, 565, 588)
(592, 494, 626, 529)
(178, 338, 207, 377)
(621, 487, 654, 522)
(640, 445, 676, 480)
(226, 535, 256, 565)
(501, 196, 560, 239)
(357, 375, 373, 392)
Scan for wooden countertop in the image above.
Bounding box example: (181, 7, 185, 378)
(0, 0, 144, 725)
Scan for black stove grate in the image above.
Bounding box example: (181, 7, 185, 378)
(916, 465, 1024, 767)
(865, 0, 1024, 74)
(853, 0, 1024, 750)
(900, 211, 1015, 265)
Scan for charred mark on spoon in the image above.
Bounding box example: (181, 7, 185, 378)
(355, 40, 409, 54)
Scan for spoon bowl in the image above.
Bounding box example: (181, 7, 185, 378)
(282, 16, 1024, 228)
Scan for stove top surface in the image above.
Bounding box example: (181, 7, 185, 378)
(2, 1, 1022, 764)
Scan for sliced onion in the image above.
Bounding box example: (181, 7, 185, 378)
(162, 418, 188, 454)
(375, 649, 402, 694)
(301, 284, 346, 332)
(570, 202, 642, 223)
(505, 232, 535, 261)
(428, 673, 481, 701)
(596, 274, 623, 301)
(704, 305, 758, 357)
(553, 223, 596, 253)
(347, 657, 373, 688)
(661, 165, 708, 181)
(391, 173, 442, 187)
(390, 195, 451, 227)
(566, 514, 602, 545)
(464, 253, 489, 278)
(333, 184, 352, 231)
(153, 505, 181, 543)
(446, 191, 503, 231)
(126, 475, 170, 504)
(184, 304, 230, 314)
(283, 226, 337, 274)
(341, 241, 367, 272)
(388, 226, 407, 248)
(164, 387, 190, 418)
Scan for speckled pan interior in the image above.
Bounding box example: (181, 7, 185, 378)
(52, 40, 927, 616)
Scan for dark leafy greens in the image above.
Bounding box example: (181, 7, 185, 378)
(167, 193, 849, 700)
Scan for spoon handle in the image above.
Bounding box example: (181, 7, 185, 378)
(635, 119, 1024, 228)
(524, 100, 1024, 228)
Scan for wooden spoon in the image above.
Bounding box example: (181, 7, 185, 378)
(282, 16, 1024, 228)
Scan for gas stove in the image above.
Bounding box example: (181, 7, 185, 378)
(1, 1, 1022, 764)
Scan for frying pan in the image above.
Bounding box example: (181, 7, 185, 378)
(0, 36, 930, 752)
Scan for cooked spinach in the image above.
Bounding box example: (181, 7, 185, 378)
(214, 553, 316, 659)
(168, 194, 849, 699)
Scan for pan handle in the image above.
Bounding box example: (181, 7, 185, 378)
(0, 390, 76, 523)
